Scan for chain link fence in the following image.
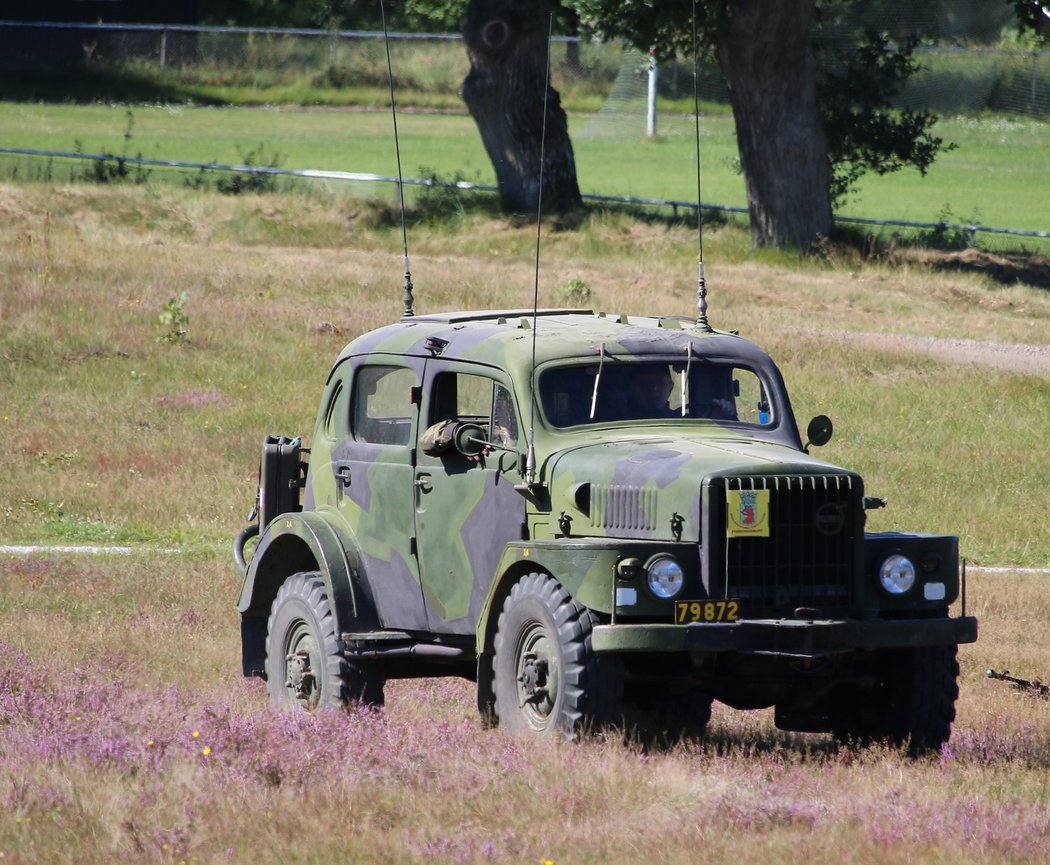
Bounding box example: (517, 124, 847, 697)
(2, 20, 1049, 120)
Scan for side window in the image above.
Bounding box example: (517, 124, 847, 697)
(351, 365, 415, 445)
(429, 372, 520, 447)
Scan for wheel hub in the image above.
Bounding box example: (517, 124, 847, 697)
(284, 623, 321, 709)
(515, 625, 560, 728)
(286, 650, 316, 698)
(519, 651, 550, 707)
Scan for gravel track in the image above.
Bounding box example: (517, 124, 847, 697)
(784, 327, 1050, 376)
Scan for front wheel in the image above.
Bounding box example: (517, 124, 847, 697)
(266, 572, 384, 711)
(492, 572, 621, 736)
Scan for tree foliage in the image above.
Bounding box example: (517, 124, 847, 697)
(817, 31, 950, 206)
(574, 0, 949, 209)
(1011, 0, 1050, 44)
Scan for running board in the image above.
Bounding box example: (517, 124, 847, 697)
(341, 631, 472, 660)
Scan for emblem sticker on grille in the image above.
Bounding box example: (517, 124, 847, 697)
(727, 488, 770, 537)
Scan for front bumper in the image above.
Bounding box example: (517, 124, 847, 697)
(591, 615, 978, 659)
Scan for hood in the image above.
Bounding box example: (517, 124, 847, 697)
(545, 433, 852, 543)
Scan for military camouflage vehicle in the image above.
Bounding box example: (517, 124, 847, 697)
(235, 308, 977, 751)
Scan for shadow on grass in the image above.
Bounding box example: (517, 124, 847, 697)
(0, 67, 228, 106)
(922, 248, 1050, 291)
(825, 224, 1050, 290)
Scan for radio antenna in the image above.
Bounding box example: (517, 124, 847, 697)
(380, 0, 414, 317)
(691, 0, 712, 332)
(525, 12, 554, 488)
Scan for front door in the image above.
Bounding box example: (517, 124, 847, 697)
(330, 356, 429, 632)
(414, 362, 526, 634)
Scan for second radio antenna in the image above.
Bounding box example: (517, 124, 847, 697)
(691, 0, 712, 332)
(524, 12, 555, 488)
(381, 0, 414, 318)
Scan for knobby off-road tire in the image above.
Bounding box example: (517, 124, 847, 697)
(266, 571, 384, 711)
(492, 572, 621, 737)
(833, 645, 959, 756)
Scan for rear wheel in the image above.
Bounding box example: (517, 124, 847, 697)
(833, 645, 959, 756)
(657, 688, 714, 742)
(624, 687, 714, 746)
(266, 572, 384, 711)
(492, 572, 621, 736)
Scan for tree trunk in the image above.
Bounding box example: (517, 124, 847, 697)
(461, 0, 582, 214)
(716, 0, 832, 249)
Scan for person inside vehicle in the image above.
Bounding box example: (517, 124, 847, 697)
(624, 364, 675, 419)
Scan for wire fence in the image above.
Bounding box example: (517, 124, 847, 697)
(4, 145, 1047, 250)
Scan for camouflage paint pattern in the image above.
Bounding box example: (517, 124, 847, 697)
(238, 310, 975, 668)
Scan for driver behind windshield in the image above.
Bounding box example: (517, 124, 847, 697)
(623, 364, 675, 419)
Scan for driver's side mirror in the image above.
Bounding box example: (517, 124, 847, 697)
(804, 415, 833, 451)
(452, 422, 487, 457)
(419, 420, 488, 458)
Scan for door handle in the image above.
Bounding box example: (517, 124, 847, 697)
(334, 462, 352, 488)
(414, 474, 432, 493)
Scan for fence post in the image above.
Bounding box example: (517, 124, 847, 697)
(1031, 51, 1038, 115)
(160, 29, 167, 71)
(647, 47, 657, 139)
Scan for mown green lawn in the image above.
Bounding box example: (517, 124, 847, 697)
(2, 102, 1048, 242)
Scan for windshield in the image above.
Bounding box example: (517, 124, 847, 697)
(539, 361, 773, 429)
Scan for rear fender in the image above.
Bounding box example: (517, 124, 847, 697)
(237, 511, 378, 677)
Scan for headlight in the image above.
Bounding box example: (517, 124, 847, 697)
(879, 554, 916, 595)
(646, 555, 684, 599)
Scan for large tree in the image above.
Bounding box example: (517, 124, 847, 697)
(568, 0, 951, 248)
(460, 0, 582, 213)
(451, 0, 965, 247)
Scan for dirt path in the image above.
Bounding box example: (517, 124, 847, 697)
(784, 327, 1050, 376)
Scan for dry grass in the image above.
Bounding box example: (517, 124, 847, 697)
(2, 180, 1048, 563)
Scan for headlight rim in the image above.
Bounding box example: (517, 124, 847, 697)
(645, 553, 685, 600)
(879, 553, 917, 596)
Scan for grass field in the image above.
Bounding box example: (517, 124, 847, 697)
(1, 102, 1049, 247)
(0, 552, 1048, 865)
(1, 169, 1049, 863)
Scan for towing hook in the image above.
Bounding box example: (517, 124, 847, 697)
(233, 522, 260, 572)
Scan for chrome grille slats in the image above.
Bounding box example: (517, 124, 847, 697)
(590, 484, 656, 532)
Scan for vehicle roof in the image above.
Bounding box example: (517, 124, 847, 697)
(335, 309, 776, 374)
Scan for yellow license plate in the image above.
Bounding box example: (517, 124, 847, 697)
(674, 599, 740, 624)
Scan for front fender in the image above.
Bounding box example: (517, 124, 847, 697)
(475, 539, 673, 655)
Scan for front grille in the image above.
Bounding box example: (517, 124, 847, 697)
(710, 474, 858, 613)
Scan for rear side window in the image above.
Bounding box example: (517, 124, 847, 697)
(351, 365, 415, 445)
